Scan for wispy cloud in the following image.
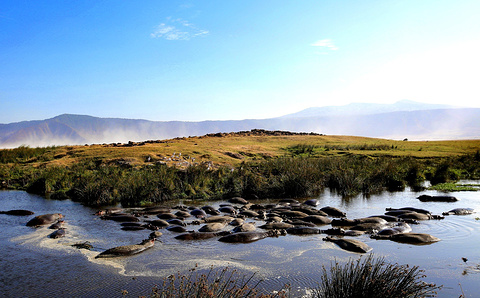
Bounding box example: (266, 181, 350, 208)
(311, 39, 339, 52)
(151, 18, 208, 41)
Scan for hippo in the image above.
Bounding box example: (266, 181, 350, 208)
(442, 208, 475, 215)
(48, 228, 66, 239)
(397, 212, 431, 221)
(302, 215, 332, 225)
(370, 222, 412, 239)
(95, 207, 124, 216)
(350, 222, 388, 233)
(219, 206, 237, 214)
(95, 238, 155, 258)
(280, 210, 309, 219)
(286, 227, 322, 235)
(320, 206, 346, 218)
(323, 236, 372, 253)
(167, 218, 186, 226)
(417, 195, 458, 202)
(265, 216, 283, 223)
(287, 220, 316, 227)
(331, 218, 357, 226)
(200, 215, 234, 223)
(229, 218, 245, 226)
(198, 222, 227, 232)
(303, 199, 319, 207)
(238, 210, 259, 218)
(149, 231, 163, 239)
(201, 206, 220, 215)
(367, 215, 400, 222)
(344, 230, 366, 236)
(389, 233, 440, 244)
(167, 225, 191, 233)
(26, 213, 64, 227)
(228, 197, 249, 205)
(142, 207, 171, 215)
(259, 222, 294, 230)
(157, 213, 177, 220)
(102, 214, 140, 222)
(175, 231, 232, 240)
(0, 209, 35, 216)
(386, 207, 431, 215)
(321, 228, 346, 235)
(190, 209, 207, 218)
(218, 230, 286, 243)
(145, 219, 169, 227)
(48, 220, 64, 229)
(232, 222, 256, 233)
(121, 225, 146, 231)
(174, 210, 191, 218)
(279, 198, 300, 204)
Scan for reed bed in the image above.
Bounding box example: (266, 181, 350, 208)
(310, 255, 441, 298)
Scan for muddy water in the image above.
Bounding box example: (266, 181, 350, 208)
(1, 184, 479, 297)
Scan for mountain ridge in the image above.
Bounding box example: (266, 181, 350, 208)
(1, 101, 479, 148)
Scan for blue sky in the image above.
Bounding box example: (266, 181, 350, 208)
(1, 0, 480, 123)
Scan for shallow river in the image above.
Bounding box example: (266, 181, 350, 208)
(1, 184, 479, 297)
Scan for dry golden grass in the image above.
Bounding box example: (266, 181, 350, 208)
(16, 133, 480, 169)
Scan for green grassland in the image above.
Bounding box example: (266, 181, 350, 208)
(1, 130, 479, 206)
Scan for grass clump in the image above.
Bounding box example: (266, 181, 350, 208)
(150, 266, 289, 298)
(310, 255, 441, 298)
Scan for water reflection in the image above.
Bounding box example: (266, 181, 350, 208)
(1, 187, 480, 297)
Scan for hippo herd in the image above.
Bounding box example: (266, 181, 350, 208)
(1, 193, 476, 257)
(90, 194, 475, 256)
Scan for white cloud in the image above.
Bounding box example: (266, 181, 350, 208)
(151, 18, 208, 40)
(311, 39, 338, 51)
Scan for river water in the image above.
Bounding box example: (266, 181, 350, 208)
(1, 184, 479, 297)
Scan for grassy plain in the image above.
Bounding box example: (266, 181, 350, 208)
(4, 132, 480, 169)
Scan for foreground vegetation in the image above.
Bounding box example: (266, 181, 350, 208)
(1, 132, 479, 207)
(145, 256, 440, 297)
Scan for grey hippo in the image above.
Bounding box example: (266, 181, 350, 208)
(370, 222, 412, 239)
(232, 222, 256, 233)
(417, 194, 458, 202)
(323, 236, 372, 253)
(218, 230, 286, 243)
(198, 222, 227, 232)
(286, 227, 322, 235)
(259, 222, 294, 229)
(95, 238, 155, 258)
(26, 213, 64, 227)
(175, 231, 232, 240)
(320, 206, 346, 217)
(442, 208, 475, 215)
(0, 209, 35, 216)
(388, 233, 440, 244)
(48, 228, 66, 239)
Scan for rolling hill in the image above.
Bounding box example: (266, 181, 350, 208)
(1, 101, 479, 148)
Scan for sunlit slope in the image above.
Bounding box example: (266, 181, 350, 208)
(9, 131, 480, 169)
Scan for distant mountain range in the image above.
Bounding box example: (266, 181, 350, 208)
(1, 100, 479, 148)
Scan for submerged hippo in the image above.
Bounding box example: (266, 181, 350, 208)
(0, 209, 35, 216)
(48, 228, 66, 239)
(232, 222, 256, 233)
(102, 214, 140, 222)
(198, 222, 227, 232)
(259, 222, 294, 230)
(320, 206, 346, 218)
(175, 231, 232, 240)
(303, 199, 319, 207)
(218, 230, 286, 243)
(370, 222, 412, 239)
(397, 212, 431, 221)
(386, 207, 431, 215)
(228, 197, 249, 205)
(286, 227, 322, 235)
(442, 208, 475, 215)
(167, 225, 191, 233)
(417, 195, 458, 202)
(26, 213, 64, 227)
(301, 215, 332, 225)
(323, 236, 372, 253)
(389, 233, 440, 244)
(95, 238, 155, 258)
